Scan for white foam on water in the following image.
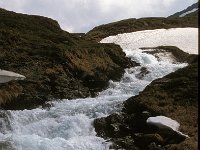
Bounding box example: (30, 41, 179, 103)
(0, 28, 194, 150)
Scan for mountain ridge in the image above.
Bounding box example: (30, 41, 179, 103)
(168, 2, 199, 18)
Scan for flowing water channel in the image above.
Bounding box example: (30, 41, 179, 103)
(1, 28, 195, 150)
(0, 49, 187, 150)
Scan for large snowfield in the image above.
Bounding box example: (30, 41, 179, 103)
(101, 28, 198, 54)
(0, 28, 198, 150)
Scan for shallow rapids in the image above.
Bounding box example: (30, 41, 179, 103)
(1, 27, 197, 150)
(0, 48, 187, 150)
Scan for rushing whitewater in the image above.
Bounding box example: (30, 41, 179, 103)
(0, 28, 196, 150)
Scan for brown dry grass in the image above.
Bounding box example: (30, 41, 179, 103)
(0, 82, 23, 105)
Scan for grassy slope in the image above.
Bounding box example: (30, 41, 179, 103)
(0, 8, 134, 109)
(85, 16, 198, 42)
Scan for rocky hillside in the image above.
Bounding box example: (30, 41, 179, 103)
(85, 16, 198, 42)
(94, 46, 198, 150)
(168, 2, 199, 18)
(0, 8, 135, 109)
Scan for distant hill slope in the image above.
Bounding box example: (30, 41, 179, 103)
(168, 2, 199, 18)
(0, 8, 135, 109)
(85, 13, 198, 42)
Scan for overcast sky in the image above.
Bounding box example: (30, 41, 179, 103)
(0, 0, 198, 33)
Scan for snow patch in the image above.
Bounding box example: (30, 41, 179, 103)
(147, 116, 180, 131)
(0, 69, 26, 83)
(101, 28, 198, 54)
(146, 116, 189, 138)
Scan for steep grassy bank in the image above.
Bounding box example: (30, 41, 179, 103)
(94, 47, 198, 150)
(0, 8, 135, 109)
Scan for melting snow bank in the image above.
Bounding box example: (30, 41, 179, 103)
(147, 116, 189, 138)
(101, 28, 198, 54)
(0, 69, 26, 83)
(0, 28, 194, 150)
